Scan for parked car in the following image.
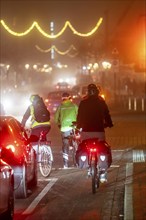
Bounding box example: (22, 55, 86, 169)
(0, 116, 37, 199)
(0, 147, 14, 220)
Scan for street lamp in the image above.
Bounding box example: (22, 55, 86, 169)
(101, 61, 112, 89)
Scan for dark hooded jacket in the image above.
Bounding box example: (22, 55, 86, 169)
(77, 95, 113, 132)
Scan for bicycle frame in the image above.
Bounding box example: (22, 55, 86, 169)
(79, 139, 107, 194)
(66, 126, 81, 166)
(87, 146, 100, 193)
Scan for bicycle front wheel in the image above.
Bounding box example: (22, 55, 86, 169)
(39, 146, 53, 177)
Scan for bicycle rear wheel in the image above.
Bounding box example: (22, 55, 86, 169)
(39, 146, 53, 177)
(70, 140, 78, 167)
(91, 161, 99, 194)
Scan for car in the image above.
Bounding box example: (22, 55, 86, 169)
(0, 116, 38, 199)
(55, 82, 71, 90)
(72, 84, 106, 100)
(72, 84, 88, 98)
(44, 90, 81, 114)
(44, 91, 64, 114)
(0, 147, 14, 219)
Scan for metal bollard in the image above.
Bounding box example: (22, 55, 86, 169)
(134, 98, 137, 111)
(128, 97, 131, 110)
(142, 98, 144, 111)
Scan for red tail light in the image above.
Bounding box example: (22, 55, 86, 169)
(5, 143, 24, 164)
(6, 144, 15, 153)
(89, 148, 97, 153)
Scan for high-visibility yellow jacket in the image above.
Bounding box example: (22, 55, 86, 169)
(21, 104, 51, 128)
(54, 100, 78, 132)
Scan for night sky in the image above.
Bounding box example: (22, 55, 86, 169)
(0, 0, 145, 64)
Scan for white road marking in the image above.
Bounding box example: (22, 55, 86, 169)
(133, 150, 145, 162)
(22, 178, 58, 215)
(124, 163, 133, 220)
(110, 164, 120, 167)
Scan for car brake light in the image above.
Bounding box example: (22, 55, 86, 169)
(6, 145, 15, 153)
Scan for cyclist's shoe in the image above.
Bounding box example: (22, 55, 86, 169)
(63, 165, 69, 169)
(87, 168, 91, 177)
(100, 172, 107, 183)
(69, 146, 73, 150)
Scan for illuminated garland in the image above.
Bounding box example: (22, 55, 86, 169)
(0, 18, 103, 38)
(35, 44, 78, 57)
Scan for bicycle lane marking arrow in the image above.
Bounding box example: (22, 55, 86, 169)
(22, 178, 58, 215)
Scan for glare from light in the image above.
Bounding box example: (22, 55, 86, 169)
(6, 144, 15, 153)
(25, 64, 30, 69)
(93, 63, 99, 69)
(59, 78, 63, 83)
(82, 66, 87, 70)
(6, 65, 10, 70)
(102, 61, 111, 69)
(33, 64, 37, 69)
(100, 155, 106, 161)
(81, 156, 87, 161)
(3, 98, 13, 110)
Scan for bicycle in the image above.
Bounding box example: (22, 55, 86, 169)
(87, 143, 101, 194)
(76, 138, 111, 194)
(65, 122, 81, 167)
(29, 130, 53, 177)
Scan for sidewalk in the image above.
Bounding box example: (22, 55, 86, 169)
(133, 162, 146, 220)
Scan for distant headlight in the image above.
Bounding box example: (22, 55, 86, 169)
(2, 98, 13, 111)
(101, 94, 105, 100)
(23, 98, 30, 108)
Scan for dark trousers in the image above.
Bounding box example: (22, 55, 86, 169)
(30, 125, 51, 142)
(61, 130, 72, 167)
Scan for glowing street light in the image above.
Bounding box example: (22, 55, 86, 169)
(25, 64, 30, 70)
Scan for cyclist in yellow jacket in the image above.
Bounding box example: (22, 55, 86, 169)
(21, 94, 51, 141)
(54, 92, 78, 168)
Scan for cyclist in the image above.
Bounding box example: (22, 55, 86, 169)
(54, 92, 78, 168)
(21, 94, 51, 141)
(77, 84, 113, 181)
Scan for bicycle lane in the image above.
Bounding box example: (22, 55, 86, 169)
(124, 149, 146, 220)
(51, 147, 146, 220)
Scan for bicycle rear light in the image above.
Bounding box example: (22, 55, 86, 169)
(89, 148, 97, 152)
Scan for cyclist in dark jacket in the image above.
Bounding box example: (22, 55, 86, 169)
(77, 84, 113, 182)
(77, 84, 113, 141)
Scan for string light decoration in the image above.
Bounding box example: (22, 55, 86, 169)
(35, 44, 78, 57)
(0, 18, 103, 38)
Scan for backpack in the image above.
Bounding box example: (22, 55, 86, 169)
(33, 98, 50, 123)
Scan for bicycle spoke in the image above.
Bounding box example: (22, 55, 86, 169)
(39, 146, 53, 177)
